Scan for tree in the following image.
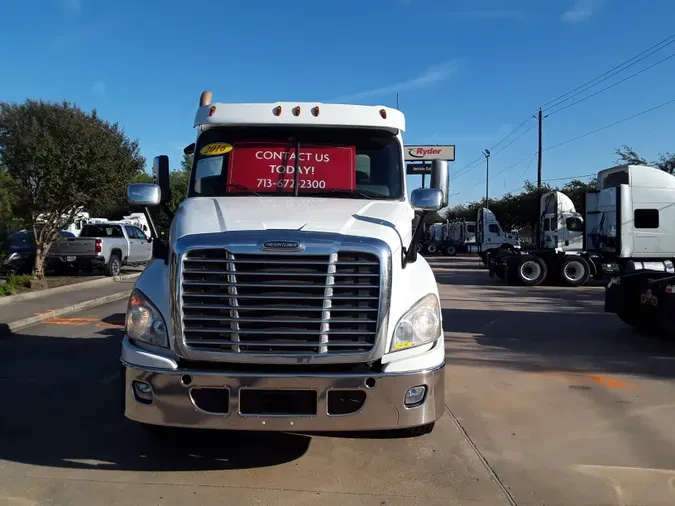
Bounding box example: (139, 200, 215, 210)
(615, 144, 675, 174)
(0, 100, 145, 277)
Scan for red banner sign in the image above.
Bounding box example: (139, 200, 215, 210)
(226, 142, 356, 193)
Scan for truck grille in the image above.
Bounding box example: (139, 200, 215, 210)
(180, 249, 381, 355)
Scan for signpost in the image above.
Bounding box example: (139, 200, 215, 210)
(404, 145, 455, 162)
(404, 145, 455, 187)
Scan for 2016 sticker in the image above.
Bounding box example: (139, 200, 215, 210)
(200, 143, 233, 156)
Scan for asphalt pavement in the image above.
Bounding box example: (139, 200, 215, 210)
(1, 256, 674, 505)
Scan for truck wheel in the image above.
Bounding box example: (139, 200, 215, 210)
(397, 422, 435, 438)
(416, 244, 423, 253)
(427, 244, 437, 255)
(516, 255, 547, 286)
(560, 257, 590, 287)
(444, 245, 457, 256)
(106, 253, 121, 277)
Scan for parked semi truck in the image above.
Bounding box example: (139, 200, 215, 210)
(489, 164, 675, 287)
(120, 91, 449, 437)
(601, 165, 675, 329)
(476, 207, 520, 265)
(422, 219, 477, 256)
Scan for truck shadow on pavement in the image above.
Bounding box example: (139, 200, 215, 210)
(441, 304, 675, 380)
(0, 324, 310, 472)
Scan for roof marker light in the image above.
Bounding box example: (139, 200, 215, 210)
(273, 106, 282, 116)
(379, 109, 387, 119)
(293, 106, 301, 116)
(209, 106, 216, 117)
(311, 106, 320, 117)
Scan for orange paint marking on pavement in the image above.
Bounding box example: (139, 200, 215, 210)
(44, 317, 98, 326)
(527, 371, 640, 391)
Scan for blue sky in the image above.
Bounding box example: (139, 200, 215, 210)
(2, 0, 674, 206)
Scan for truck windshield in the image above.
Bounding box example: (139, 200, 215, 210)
(189, 126, 403, 199)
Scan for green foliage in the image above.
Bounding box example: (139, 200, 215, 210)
(0, 99, 145, 276)
(615, 144, 675, 174)
(0, 274, 32, 296)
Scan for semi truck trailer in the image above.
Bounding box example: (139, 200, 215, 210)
(121, 91, 449, 437)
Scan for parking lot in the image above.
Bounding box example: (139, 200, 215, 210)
(1, 255, 675, 505)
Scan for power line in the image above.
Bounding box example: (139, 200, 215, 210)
(545, 96, 675, 152)
(464, 97, 675, 197)
(452, 114, 537, 180)
(546, 51, 675, 116)
(541, 33, 675, 110)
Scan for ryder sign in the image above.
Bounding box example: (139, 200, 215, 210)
(227, 142, 356, 193)
(404, 145, 455, 161)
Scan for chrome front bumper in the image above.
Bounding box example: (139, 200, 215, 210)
(122, 360, 445, 432)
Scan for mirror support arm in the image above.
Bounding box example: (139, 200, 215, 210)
(403, 210, 430, 268)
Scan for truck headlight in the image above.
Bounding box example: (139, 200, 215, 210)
(126, 289, 168, 347)
(391, 294, 441, 352)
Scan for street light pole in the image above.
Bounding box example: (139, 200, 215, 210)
(483, 149, 491, 209)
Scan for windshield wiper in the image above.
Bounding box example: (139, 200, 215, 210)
(223, 184, 261, 196)
(310, 189, 374, 200)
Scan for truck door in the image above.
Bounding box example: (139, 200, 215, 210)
(124, 225, 141, 262)
(133, 226, 153, 261)
(562, 216, 584, 251)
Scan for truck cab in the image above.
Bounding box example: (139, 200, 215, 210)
(121, 92, 448, 437)
(476, 207, 520, 264)
(540, 191, 584, 252)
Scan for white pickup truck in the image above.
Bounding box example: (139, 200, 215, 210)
(48, 222, 152, 276)
(120, 91, 450, 437)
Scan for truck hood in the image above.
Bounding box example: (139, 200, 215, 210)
(171, 196, 414, 251)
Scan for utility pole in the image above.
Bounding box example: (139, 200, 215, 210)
(537, 108, 543, 188)
(483, 149, 491, 208)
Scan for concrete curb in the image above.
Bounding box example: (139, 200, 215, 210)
(4, 290, 132, 333)
(0, 272, 140, 307)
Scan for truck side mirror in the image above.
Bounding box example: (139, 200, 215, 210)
(127, 183, 161, 206)
(410, 188, 443, 211)
(153, 155, 172, 204)
(430, 159, 449, 208)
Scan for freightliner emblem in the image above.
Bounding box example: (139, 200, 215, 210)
(261, 241, 304, 252)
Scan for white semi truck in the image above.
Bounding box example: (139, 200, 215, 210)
(423, 219, 477, 256)
(120, 92, 448, 437)
(476, 207, 521, 265)
(489, 164, 675, 288)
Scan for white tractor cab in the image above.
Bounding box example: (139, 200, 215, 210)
(490, 164, 675, 288)
(476, 207, 520, 265)
(540, 191, 585, 252)
(121, 91, 450, 438)
(601, 165, 675, 330)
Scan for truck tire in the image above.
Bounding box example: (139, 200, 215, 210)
(416, 244, 423, 254)
(444, 245, 457, 256)
(397, 422, 435, 437)
(106, 252, 122, 277)
(426, 243, 437, 255)
(560, 257, 590, 287)
(516, 255, 547, 286)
